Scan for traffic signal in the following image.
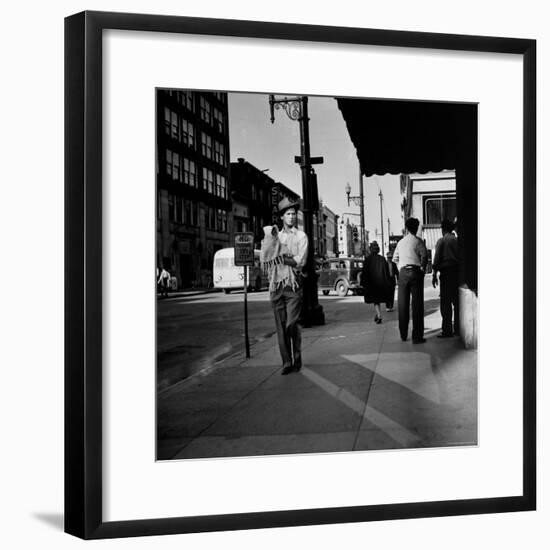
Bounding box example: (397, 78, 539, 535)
(352, 226, 359, 242)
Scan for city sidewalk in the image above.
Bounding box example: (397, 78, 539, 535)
(158, 290, 477, 460)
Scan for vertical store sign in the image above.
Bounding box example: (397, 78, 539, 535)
(271, 185, 279, 225)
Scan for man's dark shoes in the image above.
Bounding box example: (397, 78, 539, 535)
(412, 338, 427, 344)
(282, 362, 302, 375)
(437, 333, 454, 339)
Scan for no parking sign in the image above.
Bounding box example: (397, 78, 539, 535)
(234, 232, 255, 266)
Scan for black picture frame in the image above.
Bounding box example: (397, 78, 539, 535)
(65, 10, 536, 540)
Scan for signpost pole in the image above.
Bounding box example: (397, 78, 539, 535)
(234, 232, 254, 359)
(243, 265, 250, 358)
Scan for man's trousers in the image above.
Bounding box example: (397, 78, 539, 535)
(439, 266, 459, 336)
(270, 285, 303, 368)
(397, 267, 425, 342)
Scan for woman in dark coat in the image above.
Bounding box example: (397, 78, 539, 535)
(362, 241, 391, 324)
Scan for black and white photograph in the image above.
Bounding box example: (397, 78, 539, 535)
(156, 90, 478, 461)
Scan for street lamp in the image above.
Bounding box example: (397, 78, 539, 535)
(269, 94, 325, 327)
(344, 173, 366, 256)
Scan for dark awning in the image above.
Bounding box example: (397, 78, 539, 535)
(336, 98, 474, 176)
(336, 97, 478, 293)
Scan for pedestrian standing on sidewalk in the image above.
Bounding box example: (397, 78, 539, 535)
(260, 198, 308, 375)
(392, 218, 428, 343)
(385, 251, 399, 312)
(361, 241, 391, 324)
(432, 219, 460, 338)
(158, 267, 171, 297)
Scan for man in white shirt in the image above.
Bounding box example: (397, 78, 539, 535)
(263, 198, 308, 375)
(392, 217, 428, 343)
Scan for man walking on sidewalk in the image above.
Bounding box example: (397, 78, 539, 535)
(432, 219, 460, 338)
(392, 217, 428, 344)
(261, 198, 308, 375)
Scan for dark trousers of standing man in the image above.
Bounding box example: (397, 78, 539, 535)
(439, 266, 459, 336)
(270, 285, 303, 369)
(398, 266, 425, 342)
(386, 284, 396, 309)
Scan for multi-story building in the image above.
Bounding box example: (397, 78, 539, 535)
(156, 89, 231, 288)
(315, 202, 339, 258)
(338, 218, 361, 257)
(230, 158, 301, 245)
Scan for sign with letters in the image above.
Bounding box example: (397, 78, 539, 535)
(234, 232, 255, 266)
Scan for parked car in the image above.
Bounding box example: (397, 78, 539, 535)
(317, 257, 364, 297)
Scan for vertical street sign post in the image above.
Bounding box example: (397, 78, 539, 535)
(234, 232, 255, 358)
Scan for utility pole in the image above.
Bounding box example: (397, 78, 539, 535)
(269, 95, 325, 327)
(387, 218, 391, 248)
(345, 163, 366, 256)
(358, 166, 366, 256)
(379, 189, 385, 256)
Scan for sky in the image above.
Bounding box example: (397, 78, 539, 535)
(227, 92, 404, 249)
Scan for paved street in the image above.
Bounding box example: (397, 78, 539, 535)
(157, 290, 276, 391)
(157, 280, 477, 460)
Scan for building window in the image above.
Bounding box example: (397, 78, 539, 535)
(206, 206, 216, 229)
(163, 107, 171, 136)
(176, 197, 183, 223)
(170, 111, 179, 139)
(166, 149, 181, 182)
(165, 150, 173, 179)
(213, 107, 225, 133)
(163, 108, 180, 140)
(423, 196, 457, 225)
(201, 132, 213, 159)
(200, 96, 212, 124)
(215, 174, 227, 199)
(172, 151, 181, 181)
(202, 167, 214, 194)
(213, 92, 226, 104)
(216, 209, 228, 232)
(165, 150, 171, 177)
(181, 119, 195, 148)
(179, 90, 194, 111)
(168, 195, 175, 221)
(183, 158, 197, 187)
(184, 199, 191, 225)
(214, 141, 226, 166)
(191, 202, 199, 226)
